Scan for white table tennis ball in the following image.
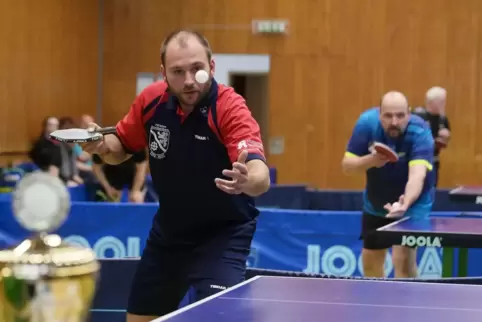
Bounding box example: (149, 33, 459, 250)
(195, 70, 209, 84)
(392, 202, 401, 209)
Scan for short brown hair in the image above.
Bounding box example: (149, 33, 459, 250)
(160, 29, 212, 66)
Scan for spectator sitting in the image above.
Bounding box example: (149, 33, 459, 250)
(29, 116, 62, 178)
(72, 114, 96, 182)
(0, 163, 25, 192)
(57, 117, 84, 187)
(92, 149, 148, 203)
(80, 114, 94, 129)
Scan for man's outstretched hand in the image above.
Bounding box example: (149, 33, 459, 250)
(384, 195, 407, 218)
(215, 150, 249, 195)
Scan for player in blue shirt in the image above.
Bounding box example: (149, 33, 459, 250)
(342, 91, 435, 278)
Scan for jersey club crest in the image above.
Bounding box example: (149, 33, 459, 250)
(149, 124, 170, 159)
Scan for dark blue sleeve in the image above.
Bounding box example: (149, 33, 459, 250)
(345, 114, 372, 157)
(409, 127, 434, 170)
(442, 116, 450, 130)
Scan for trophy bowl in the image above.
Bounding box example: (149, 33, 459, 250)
(0, 171, 100, 321)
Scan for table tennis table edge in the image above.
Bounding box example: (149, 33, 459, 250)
(241, 274, 482, 288)
(376, 216, 482, 236)
(151, 272, 482, 322)
(374, 215, 477, 278)
(449, 186, 465, 194)
(449, 186, 482, 195)
(150, 275, 263, 322)
(376, 216, 410, 231)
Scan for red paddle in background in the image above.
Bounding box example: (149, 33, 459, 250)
(435, 137, 448, 149)
(373, 142, 399, 162)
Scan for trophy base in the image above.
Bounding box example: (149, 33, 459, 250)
(0, 269, 98, 322)
(0, 234, 100, 322)
(0, 170, 100, 321)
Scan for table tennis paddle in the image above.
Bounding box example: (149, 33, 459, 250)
(435, 137, 447, 149)
(373, 142, 399, 162)
(49, 126, 117, 143)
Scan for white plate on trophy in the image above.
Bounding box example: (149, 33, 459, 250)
(12, 171, 71, 233)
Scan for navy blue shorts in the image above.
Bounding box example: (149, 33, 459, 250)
(127, 220, 256, 317)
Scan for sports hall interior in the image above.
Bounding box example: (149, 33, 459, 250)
(1, 1, 482, 319)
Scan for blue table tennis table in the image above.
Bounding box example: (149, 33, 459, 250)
(376, 216, 482, 277)
(151, 275, 482, 322)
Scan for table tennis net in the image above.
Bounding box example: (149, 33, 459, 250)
(245, 268, 482, 285)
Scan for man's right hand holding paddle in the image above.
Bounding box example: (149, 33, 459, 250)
(341, 142, 396, 174)
(341, 150, 388, 174)
(81, 123, 130, 165)
(80, 123, 109, 155)
(369, 147, 390, 168)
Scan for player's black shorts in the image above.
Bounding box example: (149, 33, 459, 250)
(360, 212, 400, 250)
(127, 220, 256, 317)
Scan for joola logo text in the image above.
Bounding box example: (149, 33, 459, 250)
(401, 235, 442, 248)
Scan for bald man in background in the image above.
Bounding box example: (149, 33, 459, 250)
(342, 91, 436, 278)
(412, 86, 451, 186)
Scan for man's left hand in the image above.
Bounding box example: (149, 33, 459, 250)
(384, 195, 408, 218)
(215, 150, 249, 194)
(438, 128, 450, 139)
(129, 189, 145, 203)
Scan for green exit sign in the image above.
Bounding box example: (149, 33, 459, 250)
(252, 20, 289, 35)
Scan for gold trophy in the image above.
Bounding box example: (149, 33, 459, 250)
(0, 171, 100, 321)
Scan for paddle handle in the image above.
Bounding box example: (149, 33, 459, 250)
(94, 126, 117, 135)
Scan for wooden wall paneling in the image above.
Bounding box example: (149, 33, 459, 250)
(475, 0, 482, 181)
(440, 0, 480, 187)
(319, 0, 385, 188)
(0, 0, 98, 153)
(102, 0, 181, 126)
(179, 0, 275, 54)
(1, 1, 31, 153)
(267, 55, 311, 184)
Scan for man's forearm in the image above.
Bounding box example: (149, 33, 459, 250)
(92, 165, 111, 190)
(342, 154, 375, 174)
(243, 160, 270, 197)
(99, 135, 131, 165)
(132, 162, 147, 191)
(403, 176, 425, 208)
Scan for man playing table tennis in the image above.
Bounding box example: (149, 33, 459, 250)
(81, 29, 270, 322)
(341, 91, 435, 278)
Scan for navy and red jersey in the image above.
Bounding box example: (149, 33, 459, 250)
(116, 79, 266, 243)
